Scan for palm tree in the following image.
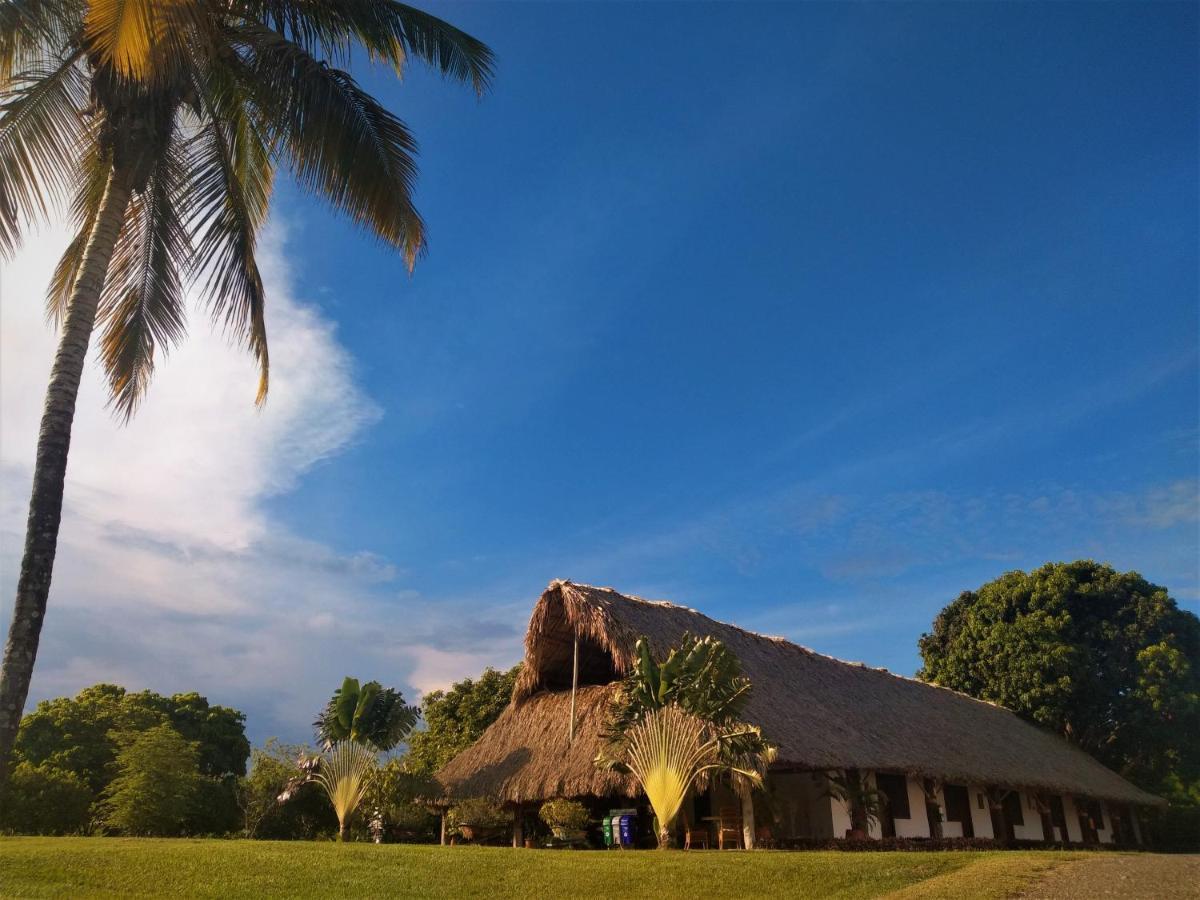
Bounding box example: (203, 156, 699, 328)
(606, 704, 771, 849)
(597, 635, 776, 847)
(314, 676, 419, 752)
(313, 740, 378, 841)
(0, 0, 493, 792)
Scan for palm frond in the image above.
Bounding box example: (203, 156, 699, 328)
(243, 0, 494, 92)
(313, 740, 377, 836)
(96, 126, 191, 419)
(0, 0, 85, 83)
(231, 24, 424, 266)
(46, 135, 111, 323)
(0, 48, 88, 257)
(81, 0, 207, 83)
(185, 64, 273, 402)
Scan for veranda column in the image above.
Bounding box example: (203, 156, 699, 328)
(440, 812, 447, 846)
(740, 782, 756, 849)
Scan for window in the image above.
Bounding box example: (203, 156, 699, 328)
(875, 773, 910, 819)
(977, 793, 985, 810)
(1049, 796, 1068, 832)
(1002, 790, 1025, 827)
(943, 785, 970, 823)
(1088, 801, 1105, 830)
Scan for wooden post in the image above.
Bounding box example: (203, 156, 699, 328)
(568, 630, 579, 743)
(440, 812, 447, 846)
(513, 806, 523, 848)
(740, 782, 756, 849)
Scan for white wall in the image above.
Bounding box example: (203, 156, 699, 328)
(1062, 795, 1083, 843)
(1011, 790, 1045, 842)
(890, 776, 932, 838)
(968, 785, 994, 839)
(830, 791, 852, 838)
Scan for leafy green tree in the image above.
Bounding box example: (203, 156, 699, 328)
(364, 757, 438, 842)
(918, 561, 1200, 800)
(314, 677, 419, 752)
(12, 684, 248, 833)
(406, 665, 520, 775)
(99, 723, 202, 836)
(235, 739, 336, 840)
(0, 761, 92, 834)
(0, 0, 494, 793)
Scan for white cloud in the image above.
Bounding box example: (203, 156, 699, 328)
(0, 220, 519, 743)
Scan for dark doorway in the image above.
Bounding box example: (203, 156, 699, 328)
(1078, 799, 1101, 844)
(875, 773, 909, 838)
(1049, 795, 1068, 842)
(943, 784, 973, 838)
(998, 790, 1023, 843)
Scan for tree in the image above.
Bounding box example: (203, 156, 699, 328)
(0, 761, 92, 834)
(314, 677, 419, 752)
(406, 665, 520, 775)
(596, 635, 775, 848)
(0, 0, 494, 792)
(11, 683, 249, 833)
(99, 723, 202, 836)
(235, 739, 336, 840)
(313, 740, 378, 841)
(918, 561, 1200, 800)
(363, 757, 438, 842)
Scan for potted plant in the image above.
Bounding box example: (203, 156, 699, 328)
(447, 798, 507, 843)
(539, 798, 590, 841)
(825, 770, 886, 840)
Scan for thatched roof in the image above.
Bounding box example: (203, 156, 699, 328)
(436, 580, 1163, 807)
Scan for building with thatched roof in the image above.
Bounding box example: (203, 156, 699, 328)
(435, 581, 1163, 848)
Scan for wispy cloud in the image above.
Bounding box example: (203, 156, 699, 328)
(0, 222, 523, 743)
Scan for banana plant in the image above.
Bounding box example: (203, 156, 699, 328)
(602, 633, 757, 740)
(314, 677, 419, 753)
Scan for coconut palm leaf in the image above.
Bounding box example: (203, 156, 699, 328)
(244, 0, 494, 91)
(0, 0, 85, 81)
(230, 25, 425, 266)
(0, 49, 88, 257)
(96, 127, 190, 418)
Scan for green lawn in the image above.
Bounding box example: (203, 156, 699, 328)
(0, 838, 1081, 899)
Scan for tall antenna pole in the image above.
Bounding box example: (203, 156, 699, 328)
(569, 629, 579, 743)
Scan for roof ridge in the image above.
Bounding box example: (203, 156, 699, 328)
(552, 579, 1032, 716)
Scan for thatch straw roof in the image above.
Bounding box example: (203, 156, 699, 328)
(435, 581, 1163, 807)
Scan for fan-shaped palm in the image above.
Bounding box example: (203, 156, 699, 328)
(314, 676, 420, 752)
(313, 740, 378, 841)
(0, 0, 493, 792)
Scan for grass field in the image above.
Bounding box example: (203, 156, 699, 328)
(0, 838, 1083, 899)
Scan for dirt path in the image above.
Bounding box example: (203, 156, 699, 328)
(1019, 853, 1200, 899)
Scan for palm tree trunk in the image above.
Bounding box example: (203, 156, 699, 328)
(0, 168, 133, 794)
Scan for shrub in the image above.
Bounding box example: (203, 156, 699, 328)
(364, 758, 439, 842)
(236, 740, 337, 840)
(538, 799, 590, 832)
(447, 797, 507, 838)
(0, 762, 92, 835)
(1147, 805, 1200, 851)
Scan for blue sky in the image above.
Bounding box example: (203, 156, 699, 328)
(2, 1, 1197, 745)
